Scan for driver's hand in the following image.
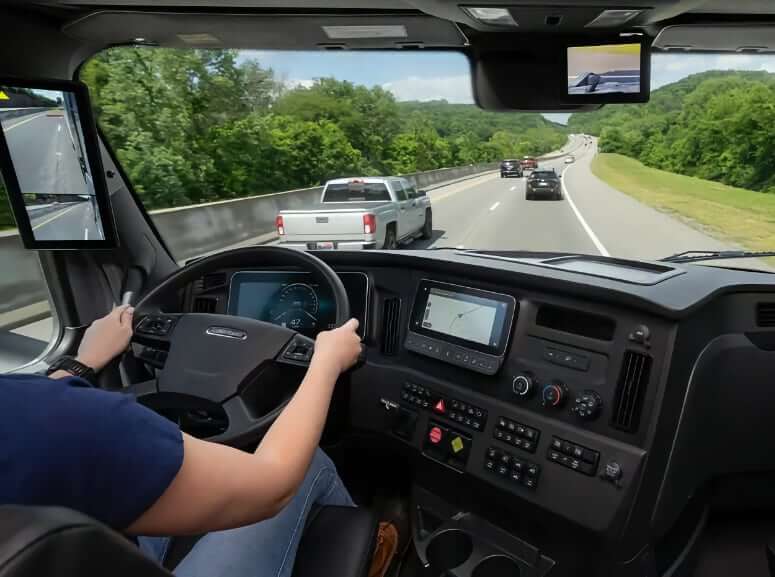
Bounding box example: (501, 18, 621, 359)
(77, 305, 134, 371)
(312, 318, 361, 374)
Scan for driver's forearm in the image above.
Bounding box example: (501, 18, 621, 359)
(252, 358, 340, 506)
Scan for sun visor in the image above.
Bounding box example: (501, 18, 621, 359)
(63, 12, 467, 50)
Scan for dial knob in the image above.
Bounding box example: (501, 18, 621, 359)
(572, 390, 603, 421)
(512, 374, 534, 398)
(541, 382, 567, 408)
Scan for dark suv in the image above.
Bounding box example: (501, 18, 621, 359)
(526, 169, 562, 200)
(500, 159, 522, 178)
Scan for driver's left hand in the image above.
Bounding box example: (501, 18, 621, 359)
(77, 305, 134, 371)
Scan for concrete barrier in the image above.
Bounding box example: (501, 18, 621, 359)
(152, 162, 498, 261)
(0, 149, 562, 320)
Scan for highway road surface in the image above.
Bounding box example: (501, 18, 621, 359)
(27, 200, 103, 241)
(413, 134, 742, 262)
(1, 109, 93, 198)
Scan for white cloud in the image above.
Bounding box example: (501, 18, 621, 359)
(381, 74, 474, 103)
(283, 78, 315, 90)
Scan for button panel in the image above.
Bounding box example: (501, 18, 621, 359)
(136, 315, 176, 337)
(424, 421, 473, 471)
(401, 383, 488, 432)
(405, 333, 501, 375)
(494, 416, 540, 453)
(547, 436, 599, 476)
(543, 346, 590, 371)
(484, 446, 541, 490)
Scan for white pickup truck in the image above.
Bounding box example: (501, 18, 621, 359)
(276, 177, 433, 250)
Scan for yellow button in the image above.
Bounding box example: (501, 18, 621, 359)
(451, 436, 464, 453)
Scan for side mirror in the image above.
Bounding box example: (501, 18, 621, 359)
(417, 190, 427, 197)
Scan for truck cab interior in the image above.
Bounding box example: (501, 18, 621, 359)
(2, 2, 775, 577)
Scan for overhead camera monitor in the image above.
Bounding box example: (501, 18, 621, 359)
(0, 79, 117, 248)
(566, 40, 649, 103)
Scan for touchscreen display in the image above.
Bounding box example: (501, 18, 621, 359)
(567, 43, 641, 95)
(422, 287, 507, 348)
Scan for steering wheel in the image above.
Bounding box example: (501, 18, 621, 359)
(125, 246, 351, 446)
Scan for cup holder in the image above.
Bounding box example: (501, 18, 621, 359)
(471, 555, 522, 577)
(426, 529, 474, 573)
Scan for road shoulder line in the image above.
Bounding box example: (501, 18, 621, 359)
(561, 162, 610, 257)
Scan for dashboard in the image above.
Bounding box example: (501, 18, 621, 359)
(184, 249, 775, 576)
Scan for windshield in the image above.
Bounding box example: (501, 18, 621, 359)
(80, 49, 775, 270)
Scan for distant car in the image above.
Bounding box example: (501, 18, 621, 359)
(500, 159, 522, 178)
(564, 155, 575, 164)
(526, 169, 562, 201)
(521, 156, 538, 171)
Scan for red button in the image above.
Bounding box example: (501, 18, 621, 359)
(429, 426, 443, 444)
(433, 399, 446, 414)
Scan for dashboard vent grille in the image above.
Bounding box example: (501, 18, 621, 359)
(193, 297, 217, 314)
(757, 303, 775, 327)
(202, 273, 227, 291)
(381, 297, 402, 355)
(611, 351, 652, 433)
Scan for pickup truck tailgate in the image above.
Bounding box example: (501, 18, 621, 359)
(281, 207, 369, 239)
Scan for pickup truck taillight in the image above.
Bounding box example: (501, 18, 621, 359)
(276, 215, 285, 236)
(363, 214, 376, 235)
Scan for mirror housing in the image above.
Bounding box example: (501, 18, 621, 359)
(417, 189, 427, 197)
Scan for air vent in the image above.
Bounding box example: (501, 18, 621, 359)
(193, 297, 217, 314)
(610, 351, 652, 432)
(202, 273, 227, 291)
(381, 297, 402, 355)
(756, 303, 775, 327)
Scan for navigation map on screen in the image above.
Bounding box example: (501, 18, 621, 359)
(422, 288, 499, 346)
(567, 43, 641, 95)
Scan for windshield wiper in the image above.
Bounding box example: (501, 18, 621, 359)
(660, 250, 775, 264)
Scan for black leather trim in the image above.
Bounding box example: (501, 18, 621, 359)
(291, 506, 378, 577)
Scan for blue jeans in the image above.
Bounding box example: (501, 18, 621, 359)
(138, 448, 355, 577)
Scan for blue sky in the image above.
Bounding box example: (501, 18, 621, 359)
(241, 50, 775, 123)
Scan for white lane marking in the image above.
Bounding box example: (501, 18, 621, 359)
(489, 201, 500, 211)
(31, 203, 81, 231)
(456, 245, 465, 249)
(561, 164, 610, 257)
(56, 152, 62, 156)
(3, 112, 48, 132)
(84, 227, 89, 240)
(57, 124, 61, 133)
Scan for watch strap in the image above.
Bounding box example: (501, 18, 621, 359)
(46, 356, 97, 386)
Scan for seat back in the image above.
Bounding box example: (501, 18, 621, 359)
(0, 506, 172, 577)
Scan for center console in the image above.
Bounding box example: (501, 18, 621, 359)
(351, 274, 670, 536)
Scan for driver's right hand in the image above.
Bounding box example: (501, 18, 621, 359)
(311, 318, 361, 374)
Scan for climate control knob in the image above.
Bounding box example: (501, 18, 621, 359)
(512, 374, 534, 398)
(572, 390, 603, 421)
(541, 382, 567, 408)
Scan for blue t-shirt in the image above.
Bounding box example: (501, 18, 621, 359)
(0, 374, 183, 529)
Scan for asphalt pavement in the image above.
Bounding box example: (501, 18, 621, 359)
(413, 135, 741, 263)
(27, 200, 103, 241)
(1, 110, 92, 197)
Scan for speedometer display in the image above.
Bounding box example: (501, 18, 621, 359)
(269, 283, 319, 332)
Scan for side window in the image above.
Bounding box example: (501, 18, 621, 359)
(392, 180, 408, 201)
(404, 181, 418, 199)
(0, 177, 56, 372)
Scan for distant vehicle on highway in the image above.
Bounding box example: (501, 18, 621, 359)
(564, 155, 575, 164)
(277, 177, 432, 250)
(526, 169, 562, 201)
(500, 159, 522, 178)
(521, 156, 538, 171)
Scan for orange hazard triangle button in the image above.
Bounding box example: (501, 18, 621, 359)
(433, 399, 446, 414)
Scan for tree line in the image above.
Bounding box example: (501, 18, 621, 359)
(567, 70, 775, 193)
(78, 48, 567, 210)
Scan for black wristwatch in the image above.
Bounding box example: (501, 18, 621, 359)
(46, 356, 98, 386)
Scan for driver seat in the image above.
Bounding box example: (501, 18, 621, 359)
(0, 505, 377, 577)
